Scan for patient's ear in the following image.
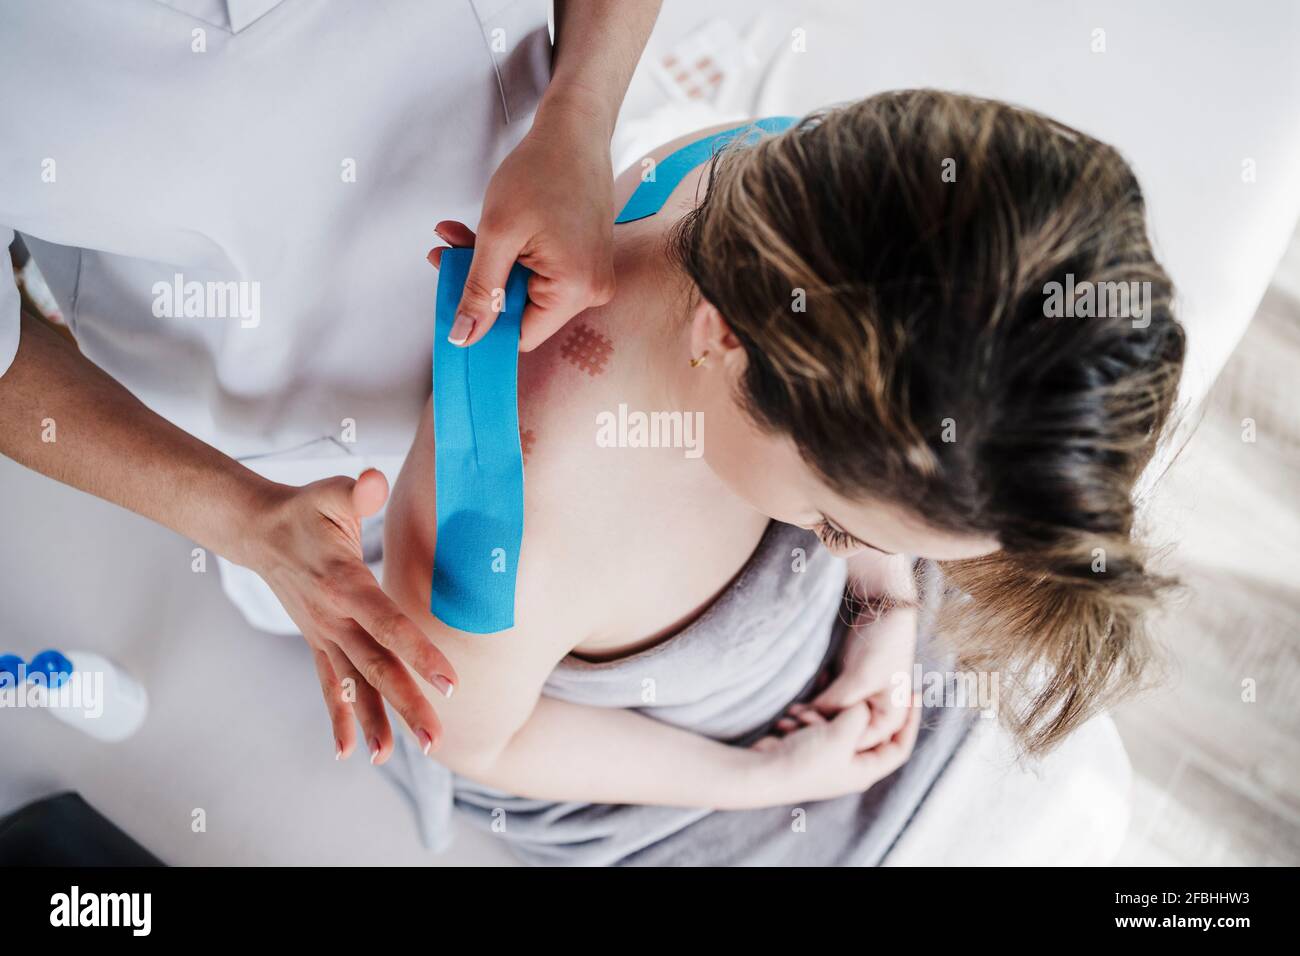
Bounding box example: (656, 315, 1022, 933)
(689, 299, 744, 366)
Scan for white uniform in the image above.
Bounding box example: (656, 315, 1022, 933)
(0, 0, 551, 464)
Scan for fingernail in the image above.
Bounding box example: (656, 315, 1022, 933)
(426, 248, 439, 266)
(335, 739, 344, 761)
(368, 737, 381, 765)
(448, 313, 475, 345)
(430, 675, 455, 699)
(417, 728, 434, 755)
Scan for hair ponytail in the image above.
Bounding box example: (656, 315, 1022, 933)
(935, 534, 1174, 755)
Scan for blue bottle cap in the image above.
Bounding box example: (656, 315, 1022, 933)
(27, 649, 73, 689)
(0, 654, 24, 690)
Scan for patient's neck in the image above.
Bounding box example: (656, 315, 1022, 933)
(600, 225, 699, 416)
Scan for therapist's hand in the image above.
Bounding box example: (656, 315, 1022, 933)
(247, 468, 458, 764)
(447, 95, 616, 351)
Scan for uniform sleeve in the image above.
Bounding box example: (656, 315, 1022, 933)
(0, 227, 20, 379)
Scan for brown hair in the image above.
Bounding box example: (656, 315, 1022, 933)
(671, 90, 1186, 755)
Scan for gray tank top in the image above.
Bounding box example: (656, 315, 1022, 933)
(541, 521, 847, 741)
(384, 521, 852, 857)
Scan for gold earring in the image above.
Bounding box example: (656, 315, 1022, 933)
(689, 350, 709, 369)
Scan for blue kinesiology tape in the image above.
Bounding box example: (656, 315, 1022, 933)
(429, 116, 797, 634)
(614, 116, 798, 224)
(430, 248, 530, 634)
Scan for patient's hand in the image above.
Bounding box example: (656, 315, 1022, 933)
(775, 602, 919, 751)
(751, 697, 922, 803)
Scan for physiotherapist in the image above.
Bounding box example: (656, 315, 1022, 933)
(0, 1, 661, 761)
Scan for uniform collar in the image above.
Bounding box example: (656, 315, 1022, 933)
(153, 0, 285, 33)
(225, 0, 285, 33)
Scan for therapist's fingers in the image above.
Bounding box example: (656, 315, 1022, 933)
(519, 272, 607, 353)
(429, 217, 615, 348)
(323, 641, 392, 765)
(332, 621, 442, 757)
(349, 467, 388, 517)
(426, 220, 476, 270)
(311, 646, 356, 760)
(453, 223, 525, 347)
(434, 220, 477, 248)
(343, 575, 459, 700)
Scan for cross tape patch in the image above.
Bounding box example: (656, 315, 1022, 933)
(429, 248, 530, 633)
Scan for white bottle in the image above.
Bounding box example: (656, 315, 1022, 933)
(26, 648, 148, 742)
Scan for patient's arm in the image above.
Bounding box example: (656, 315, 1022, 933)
(379, 588, 912, 811)
(383, 568, 769, 809)
(443, 694, 770, 810)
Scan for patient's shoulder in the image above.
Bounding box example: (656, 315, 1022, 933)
(381, 394, 618, 648)
(612, 119, 763, 221)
